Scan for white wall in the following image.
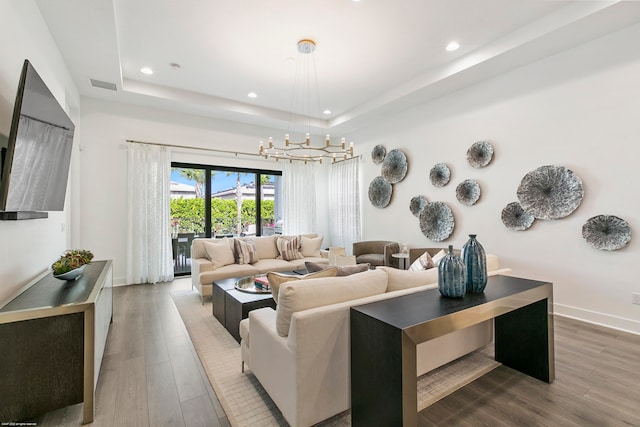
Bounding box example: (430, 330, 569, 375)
(353, 23, 640, 334)
(0, 1, 79, 304)
(79, 98, 331, 285)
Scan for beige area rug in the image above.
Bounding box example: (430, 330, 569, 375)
(170, 288, 500, 426)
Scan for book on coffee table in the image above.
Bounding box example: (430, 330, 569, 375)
(254, 276, 270, 290)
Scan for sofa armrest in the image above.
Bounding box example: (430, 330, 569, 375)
(248, 308, 297, 423)
(191, 257, 214, 293)
(383, 242, 400, 267)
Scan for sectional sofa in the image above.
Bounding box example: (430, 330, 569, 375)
(240, 252, 511, 427)
(190, 233, 328, 302)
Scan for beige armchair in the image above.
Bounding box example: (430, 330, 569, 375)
(352, 240, 399, 268)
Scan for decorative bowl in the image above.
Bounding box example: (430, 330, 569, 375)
(53, 264, 87, 281)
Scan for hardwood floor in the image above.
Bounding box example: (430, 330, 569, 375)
(419, 317, 640, 426)
(31, 278, 640, 426)
(35, 278, 227, 427)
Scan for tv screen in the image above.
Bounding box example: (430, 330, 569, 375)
(0, 60, 75, 214)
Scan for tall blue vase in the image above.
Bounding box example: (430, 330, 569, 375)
(462, 234, 487, 293)
(438, 245, 466, 298)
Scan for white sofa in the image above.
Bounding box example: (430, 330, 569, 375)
(191, 233, 328, 302)
(240, 254, 511, 427)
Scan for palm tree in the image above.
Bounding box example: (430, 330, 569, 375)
(173, 168, 206, 198)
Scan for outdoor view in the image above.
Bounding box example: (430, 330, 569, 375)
(170, 165, 282, 274)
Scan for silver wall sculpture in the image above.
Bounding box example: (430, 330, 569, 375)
(517, 165, 584, 220)
(419, 201, 455, 241)
(430, 163, 451, 187)
(582, 215, 631, 250)
(368, 176, 392, 208)
(501, 201, 535, 231)
(409, 195, 428, 217)
(371, 144, 386, 164)
(466, 141, 494, 168)
(456, 179, 481, 206)
(381, 149, 408, 183)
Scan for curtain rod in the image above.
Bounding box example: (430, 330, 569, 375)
(126, 139, 263, 158)
(126, 139, 362, 163)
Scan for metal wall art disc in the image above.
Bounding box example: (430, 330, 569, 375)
(368, 176, 392, 208)
(516, 165, 584, 220)
(582, 215, 631, 251)
(410, 195, 428, 217)
(371, 145, 386, 164)
(456, 179, 481, 206)
(466, 141, 494, 168)
(419, 201, 455, 241)
(381, 149, 408, 184)
(501, 201, 535, 231)
(430, 163, 451, 187)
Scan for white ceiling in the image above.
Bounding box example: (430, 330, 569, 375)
(35, 0, 640, 133)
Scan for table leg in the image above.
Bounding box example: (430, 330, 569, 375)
(495, 298, 555, 383)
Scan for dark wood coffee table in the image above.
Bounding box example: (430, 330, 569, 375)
(213, 273, 304, 343)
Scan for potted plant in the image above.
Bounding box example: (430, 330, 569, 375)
(52, 249, 94, 280)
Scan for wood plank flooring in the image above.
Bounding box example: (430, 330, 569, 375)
(34, 279, 228, 427)
(30, 278, 640, 426)
(419, 317, 640, 426)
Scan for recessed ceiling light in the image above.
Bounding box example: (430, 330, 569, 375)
(323, 109, 332, 115)
(446, 41, 460, 52)
(248, 92, 257, 98)
(140, 66, 154, 75)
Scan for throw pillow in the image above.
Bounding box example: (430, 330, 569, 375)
(276, 236, 304, 261)
(252, 236, 278, 259)
(305, 261, 370, 277)
(432, 249, 447, 266)
(267, 267, 339, 304)
(234, 238, 259, 265)
(202, 239, 235, 269)
(377, 266, 439, 292)
(408, 251, 435, 272)
(300, 235, 324, 257)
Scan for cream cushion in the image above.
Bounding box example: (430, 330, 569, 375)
(378, 266, 439, 292)
(252, 236, 279, 259)
(300, 235, 324, 257)
(267, 267, 339, 304)
(202, 238, 235, 269)
(276, 270, 388, 337)
(432, 249, 447, 265)
(409, 251, 435, 271)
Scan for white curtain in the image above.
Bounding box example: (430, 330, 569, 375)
(329, 157, 361, 250)
(126, 142, 174, 284)
(282, 162, 318, 235)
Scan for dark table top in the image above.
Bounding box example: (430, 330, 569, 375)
(1, 261, 108, 312)
(351, 275, 552, 331)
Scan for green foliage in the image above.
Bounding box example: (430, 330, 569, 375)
(51, 249, 94, 275)
(170, 198, 276, 235)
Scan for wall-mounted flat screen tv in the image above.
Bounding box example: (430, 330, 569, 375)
(0, 59, 75, 218)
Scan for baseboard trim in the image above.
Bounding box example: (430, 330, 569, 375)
(554, 303, 640, 335)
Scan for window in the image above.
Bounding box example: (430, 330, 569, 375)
(170, 162, 281, 275)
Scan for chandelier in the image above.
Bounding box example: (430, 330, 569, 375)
(259, 39, 354, 164)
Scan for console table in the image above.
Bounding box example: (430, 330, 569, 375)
(0, 260, 113, 424)
(350, 275, 554, 427)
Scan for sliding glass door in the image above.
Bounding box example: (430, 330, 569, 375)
(170, 162, 281, 275)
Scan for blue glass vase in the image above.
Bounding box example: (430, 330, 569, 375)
(438, 245, 466, 298)
(462, 234, 487, 293)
